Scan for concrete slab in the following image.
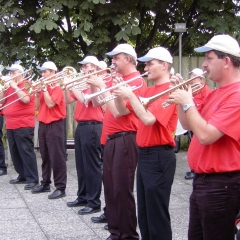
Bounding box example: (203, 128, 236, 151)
(0, 149, 192, 240)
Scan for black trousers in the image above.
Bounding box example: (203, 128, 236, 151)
(137, 145, 176, 240)
(38, 120, 67, 190)
(189, 172, 240, 240)
(75, 122, 102, 208)
(0, 115, 6, 171)
(7, 127, 39, 183)
(103, 133, 139, 240)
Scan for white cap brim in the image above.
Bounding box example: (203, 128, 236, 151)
(137, 56, 154, 62)
(6, 67, 21, 71)
(194, 46, 213, 53)
(37, 67, 48, 71)
(78, 60, 90, 65)
(106, 50, 121, 56)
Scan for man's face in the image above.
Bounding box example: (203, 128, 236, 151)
(9, 70, 22, 82)
(112, 53, 128, 75)
(202, 51, 225, 83)
(144, 59, 164, 81)
(81, 63, 96, 75)
(41, 69, 54, 79)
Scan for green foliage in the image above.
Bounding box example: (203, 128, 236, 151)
(0, 0, 239, 70)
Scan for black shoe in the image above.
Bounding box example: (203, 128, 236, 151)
(9, 178, 27, 184)
(104, 224, 109, 230)
(0, 169, 7, 176)
(78, 206, 101, 215)
(48, 189, 66, 199)
(185, 171, 196, 180)
(91, 213, 107, 223)
(31, 184, 51, 194)
(24, 183, 38, 190)
(67, 199, 87, 207)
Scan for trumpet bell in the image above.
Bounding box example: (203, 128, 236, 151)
(62, 66, 77, 75)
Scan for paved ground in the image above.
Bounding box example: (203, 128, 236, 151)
(0, 149, 192, 240)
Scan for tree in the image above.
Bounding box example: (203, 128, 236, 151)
(0, 0, 239, 71)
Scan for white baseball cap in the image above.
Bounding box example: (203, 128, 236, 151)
(38, 61, 57, 71)
(6, 64, 24, 73)
(78, 56, 99, 66)
(189, 68, 204, 76)
(194, 34, 240, 58)
(106, 44, 137, 59)
(98, 61, 107, 69)
(138, 47, 173, 64)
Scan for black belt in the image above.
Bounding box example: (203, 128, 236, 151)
(107, 131, 136, 140)
(78, 121, 102, 126)
(195, 170, 240, 178)
(139, 145, 173, 151)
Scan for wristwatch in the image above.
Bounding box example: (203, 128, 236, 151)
(183, 103, 195, 112)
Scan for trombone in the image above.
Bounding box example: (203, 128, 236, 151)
(0, 69, 33, 93)
(0, 66, 77, 110)
(139, 72, 207, 109)
(0, 80, 34, 111)
(82, 72, 148, 107)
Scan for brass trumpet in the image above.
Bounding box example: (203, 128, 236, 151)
(139, 72, 207, 109)
(62, 68, 113, 91)
(82, 72, 148, 107)
(24, 66, 77, 94)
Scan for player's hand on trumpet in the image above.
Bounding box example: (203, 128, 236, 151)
(112, 77, 134, 99)
(87, 75, 106, 90)
(170, 73, 184, 87)
(168, 85, 194, 106)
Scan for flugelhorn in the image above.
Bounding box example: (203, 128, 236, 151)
(139, 72, 207, 109)
(82, 72, 148, 107)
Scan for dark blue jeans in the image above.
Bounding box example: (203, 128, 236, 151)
(189, 172, 240, 240)
(0, 114, 6, 171)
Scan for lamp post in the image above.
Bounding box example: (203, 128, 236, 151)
(174, 23, 187, 75)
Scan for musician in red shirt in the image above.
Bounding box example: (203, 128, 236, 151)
(169, 34, 240, 240)
(0, 64, 39, 189)
(32, 61, 67, 200)
(113, 47, 177, 240)
(65, 56, 104, 215)
(0, 71, 6, 176)
(0, 109, 5, 176)
(87, 44, 147, 240)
